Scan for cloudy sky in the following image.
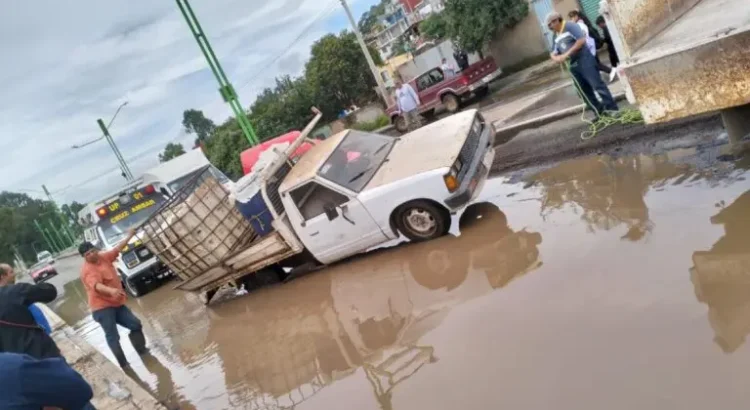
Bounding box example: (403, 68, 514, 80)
(0, 0, 377, 204)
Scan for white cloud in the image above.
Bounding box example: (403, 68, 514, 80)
(0, 0, 379, 204)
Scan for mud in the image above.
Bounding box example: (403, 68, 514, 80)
(50, 144, 750, 409)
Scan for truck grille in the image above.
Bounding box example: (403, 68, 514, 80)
(266, 162, 293, 216)
(457, 125, 481, 182)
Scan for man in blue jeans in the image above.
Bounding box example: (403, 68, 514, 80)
(546, 11, 618, 119)
(79, 230, 148, 368)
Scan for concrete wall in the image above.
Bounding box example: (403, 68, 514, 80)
(40, 305, 167, 410)
(604, 0, 702, 57)
(486, 0, 580, 69)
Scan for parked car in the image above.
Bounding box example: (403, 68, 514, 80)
(36, 250, 54, 265)
(387, 57, 503, 133)
(29, 261, 57, 283)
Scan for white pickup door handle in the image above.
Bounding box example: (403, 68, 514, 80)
(310, 231, 320, 237)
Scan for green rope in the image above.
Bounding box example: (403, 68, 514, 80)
(563, 61, 644, 140)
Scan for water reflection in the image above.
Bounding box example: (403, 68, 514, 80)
(195, 203, 543, 409)
(529, 155, 704, 241)
(691, 189, 750, 353)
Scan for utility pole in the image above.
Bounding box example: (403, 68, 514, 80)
(42, 184, 76, 243)
(176, 0, 259, 146)
(340, 0, 391, 106)
(96, 119, 134, 181)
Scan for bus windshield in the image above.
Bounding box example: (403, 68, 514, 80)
(96, 187, 167, 246)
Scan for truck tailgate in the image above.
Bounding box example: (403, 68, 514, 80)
(175, 231, 295, 292)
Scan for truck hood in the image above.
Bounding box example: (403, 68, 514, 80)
(366, 110, 475, 189)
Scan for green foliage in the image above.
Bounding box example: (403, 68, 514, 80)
(0, 192, 64, 263)
(158, 142, 187, 163)
(444, 0, 529, 54)
(352, 115, 390, 132)
(61, 202, 86, 236)
(391, 37, 410, 57)
(204, 119, 251, 181)
(182, 109, 216, 146)
(306, 32, 383, 119)
(420, 13, 449, 41)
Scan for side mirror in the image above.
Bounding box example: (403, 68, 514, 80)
(323, 204, 339, 221)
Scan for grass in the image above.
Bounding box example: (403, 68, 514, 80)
(352, 115, 391, 132)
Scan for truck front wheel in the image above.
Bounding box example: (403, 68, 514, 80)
(395, 200, 450, 242)
(121, 273, 146, 298)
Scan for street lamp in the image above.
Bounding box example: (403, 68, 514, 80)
(72, 101, 129, 149)
(71, 101, 134, 181)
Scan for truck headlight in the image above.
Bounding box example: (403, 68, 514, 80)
(122, 251, 140, 269)
(472, 115, 484, 135)
(444, 168, 459, 193)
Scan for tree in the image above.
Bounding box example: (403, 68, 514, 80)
(61, 202, 86, 236)
(159, 143, 187, 163)
(0, 192, 64, 263)
(182, 109, 216, 145)
(306, 32, 384, 119)
(444, 0, 529, 54)
(420, 13, 449, 41)
(391, 37, 410, 57)
(204, 119, 251, 180)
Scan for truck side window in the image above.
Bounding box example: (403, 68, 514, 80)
(417, 69, 445, 91)
(290, 183, 349, 221)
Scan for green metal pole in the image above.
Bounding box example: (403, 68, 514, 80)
(49, 224, 66, 251)
(34, 220, 57, 253)
(176, 0, 259, 146)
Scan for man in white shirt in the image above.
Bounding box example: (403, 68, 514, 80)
(395, 78, 422, 132)
(441, 58, 457, 78)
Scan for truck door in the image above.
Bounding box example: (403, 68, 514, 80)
(416, 68, 446, 111)
(288, 181, 388, 264)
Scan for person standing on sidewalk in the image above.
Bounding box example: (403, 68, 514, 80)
(0, 263, 61, 359)
(79, 229, 148, 368)
(547, 11, 618, 120)
(395, 78, 423, 132)
(568, 10, 617, 82)
(596, 16, 620, 68)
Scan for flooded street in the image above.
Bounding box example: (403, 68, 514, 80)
(50, 150, 750, 410)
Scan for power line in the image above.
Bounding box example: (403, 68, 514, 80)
(237, 0, 339, 91)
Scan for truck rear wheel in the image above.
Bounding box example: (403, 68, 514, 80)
(442, 94, 460, 113)
(395, 200, 449, 242)
(394, 115, 408, 133)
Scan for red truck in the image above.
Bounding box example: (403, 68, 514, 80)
(388, 57, 502, 133)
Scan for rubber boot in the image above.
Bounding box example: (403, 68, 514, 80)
(129, 330, 148, 355)
(112, 346, 129, 368)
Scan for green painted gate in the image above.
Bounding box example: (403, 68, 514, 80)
(580, 0, 601, 23)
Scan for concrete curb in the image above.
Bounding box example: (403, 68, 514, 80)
(39, 305, 167, 410)
(493, 92, 628, 135)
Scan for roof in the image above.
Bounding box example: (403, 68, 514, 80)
(278, 130, 350, 192)
(142, 149, 211, 185)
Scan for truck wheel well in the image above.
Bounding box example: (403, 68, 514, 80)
(390, 199, 451, 237)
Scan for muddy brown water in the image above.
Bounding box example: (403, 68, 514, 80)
(52, 150, 750, 410)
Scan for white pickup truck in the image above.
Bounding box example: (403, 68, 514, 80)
(142, 108, 496, 304)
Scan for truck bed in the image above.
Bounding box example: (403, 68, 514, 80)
(175, 229, 295, 293)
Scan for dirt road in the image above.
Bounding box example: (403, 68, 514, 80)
(47, 129, 750, 410)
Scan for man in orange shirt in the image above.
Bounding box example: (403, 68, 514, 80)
(79, 229, 147, 368)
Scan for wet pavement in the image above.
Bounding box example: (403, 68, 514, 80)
(50, 147, 750, 410)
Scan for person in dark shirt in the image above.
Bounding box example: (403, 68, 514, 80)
(0, 352, 94, 410)
(0, 263, 61, 359)
(597, 15, 620, 67)
(546, 11, 618, 119)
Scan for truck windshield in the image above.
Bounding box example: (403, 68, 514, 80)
(97, 188, 167, 246)
(318, 131, 394, 192)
